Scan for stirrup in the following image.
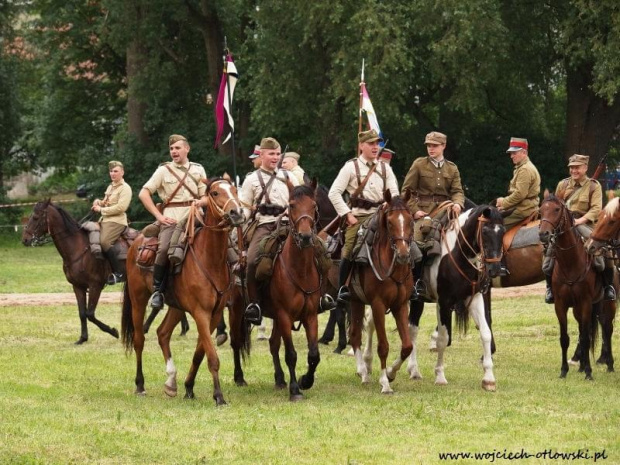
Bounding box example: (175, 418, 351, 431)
(499, 265, 510, 277)
(319, 294, 336, 313)
(151, 291, 164, 310)
(336, 286, 350, 304)
(545, 288, 554, 304)
(106, 272, 125, 285)
(604, 286, 616, 301)
(245, 302, 262, 325)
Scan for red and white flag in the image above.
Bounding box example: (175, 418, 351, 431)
(214, 53, 238, 148)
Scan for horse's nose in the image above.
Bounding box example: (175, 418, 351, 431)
(396, 250, 411, 265)
(539, 230, 550, 244)
(487, 262, 501, 278)
(229, 209, 244, 226)
(300, 232, 313, 248)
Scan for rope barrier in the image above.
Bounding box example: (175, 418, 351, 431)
(0, 199, 86, 209)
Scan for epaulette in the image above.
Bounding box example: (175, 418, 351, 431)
(189, 161, 204, 168)
(444, 160, 457, 167)
(591, 178, 600, 185)
(158, 161, 171, 167)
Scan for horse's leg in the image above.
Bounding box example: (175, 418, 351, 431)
(130, 293, 148, 395)
(469, 293, 496, 391)
(275, 310, 302, 401)
(73, 286, 89, 345)
(598, 301, 615, 372)
(576, 302, 593, 381)
(190, 309, 226, 405)
(270, 323, 287, 389)
(387, 300, 414, 384)
(483, 290, 496, 355)
(299, 311, 320, 391)
(350, 301, 370, 384)
(569, 340, 582, 366)
(434, 303, 451, 386)
(143, 307, 161, 334)
(84, 285, 119, 339)
(407, 300, 424, 379)
(370, 303, 393, 394)
(229, 287, 250, 386)
(156, 307, 184, 397)
(184, 340, 205, 400)
(334, 304, 348, 354)
(362, 306, 375, 375)
(555, 302, 570, 378)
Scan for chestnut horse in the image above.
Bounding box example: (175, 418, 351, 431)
(121, 178, 244, 405)
(539, 195, 602, 379)
(586, 196, 620, 251)
(347, 191, 415, 394)
(22, 200, 119, 344)
(405, 205, 505, 390)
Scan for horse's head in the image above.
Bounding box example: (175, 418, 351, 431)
(22, 199, 51, 247)
(470, 206, 506, 278)
(586, 197, 620, 253)
(539, 195, 570, 246)
(204, 178, 244, 227)
(382, 191, 414, 265)
(289, 182, 318, 249)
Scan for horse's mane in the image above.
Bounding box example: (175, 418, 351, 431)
(51, 203, 82, 234)
(388, 195, 409, 211)
(604, 196, 620, 216)
(291, 184, 315, 200)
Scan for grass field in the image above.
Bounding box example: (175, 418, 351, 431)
(0, 236, 619, 464)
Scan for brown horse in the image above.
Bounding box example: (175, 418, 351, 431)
(587, 196, 620, 251)
(231, 182, 324, 401)
(121, 178, 244, 405)
(21, 199, 119, 344)
(539, 195, 604, 379)
(347, 191, 415, 394)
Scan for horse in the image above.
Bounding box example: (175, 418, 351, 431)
(403, 205, 505, 390)
(586, 196, 620, 251)
(121, 178, 244, 405)
(230, 181, 324, 401)
(539, 194, 606, 379)
(21, 199, 119, 344)
(345, 191, 415, 394)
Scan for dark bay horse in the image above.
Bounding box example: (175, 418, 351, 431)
(22, 199, 119, 344)
(231, 182, 324, 401)
(121, 178, 244, 405)
(539, 195, 604, 379)
(348, 191, 415, 394)
(407, 205, 505, 390)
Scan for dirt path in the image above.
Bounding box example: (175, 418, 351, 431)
(0, 283, 545, 307)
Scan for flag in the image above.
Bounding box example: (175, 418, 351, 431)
(360, 82, 383, 142)
(214, 53, 238, 148)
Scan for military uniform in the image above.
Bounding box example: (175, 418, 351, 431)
(142, 160, 207, 266)
(99, 179, 132, 251)
(501, 157, 541, 229)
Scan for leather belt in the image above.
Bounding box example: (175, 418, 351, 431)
(416, 194, 449, 202)
(165, 201, 194, 208)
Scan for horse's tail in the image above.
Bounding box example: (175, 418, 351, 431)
(121, 281, 135, 353)
(454, 300, 469, 334)
(590, 302, 600, 355)
(239, 315, 252, 361)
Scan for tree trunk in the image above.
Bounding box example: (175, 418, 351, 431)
(565, 63, 620, 174)
(126, 1, 148, 146)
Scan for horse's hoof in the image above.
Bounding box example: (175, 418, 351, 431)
(164, 384, 177, 397)
(110, 328, 119, 339)
(299, 375, 314, 390)
(135, 389, 146, 396)
(74, 337, 88, 345)
(333, 345, 346, 354)
(585, 374, 594, 381)
(381, 388, 394, 395)
(216, 333, 228, 347)
(215, 397, 227, 406)
(290, 394, 304, 402)
(184, 391, 196, 399)
(607, 366, 615, 373)
(235, 379, 248, 387)
(361, 375, 371, 384)
(559, 372, 567, 379)
(482, 380, 497, 392)
(434, 378, 448, 386)
(275, 383, 287, 390)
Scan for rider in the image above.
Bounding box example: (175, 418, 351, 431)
(91, 160, 132, 284)
(239, 137, 301, 325)
(496, 137, 541, 275)
(328, 129, 399, 315)
(543, 153, 615, 303)
(400, 131, 464, 300)
(281, 151, 309, 185)
(138, 134, 207, 310)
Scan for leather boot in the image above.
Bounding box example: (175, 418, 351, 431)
(411, 255, 426, 301)
(151, 264, 167, 310)
(545, 274, 554, 304)
(602, 266, 616, 301)
(105, 249, 125, 285)
(336, 258, 353, 304)
(244, 266, 262, 325)
(319, 310, 336, 344)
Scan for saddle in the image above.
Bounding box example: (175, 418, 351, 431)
(503, 215, 540, 253)
(82, 221, 138, 260)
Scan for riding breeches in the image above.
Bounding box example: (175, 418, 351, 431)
(155, 224, 176, 266)
(100, 222, 126, 252)
(342, 214, 372, 260)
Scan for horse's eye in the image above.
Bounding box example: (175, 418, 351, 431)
(211, 191, 219, 197)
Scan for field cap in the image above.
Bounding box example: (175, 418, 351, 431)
(283, 152, 300, 161)
(169, 134, 188, 146)
(108, 160, 124, 170)
(379, 148, 394, 161)
(425, 131, 447, 145)
(260, 137, 281, 150)
(249, 145, 261, 159)
(358, 129, 383, 144)
(568, 154, 589, 167)
(506, 137, 528, 152)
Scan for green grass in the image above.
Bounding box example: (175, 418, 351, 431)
(1, 236, 619, 464)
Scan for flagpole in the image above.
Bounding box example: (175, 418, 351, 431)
(223, 41, 238, 186)
(357, 59, 365, 156)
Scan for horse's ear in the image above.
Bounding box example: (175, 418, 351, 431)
(222, 172, 231, 182)
(45, 198, 51, 206)
(287, 178, 295, 196)
(402, 189, 411, 203)
(311, 177, 318, 193)
(384, 189, 392, 203)
(607, 189, 615, 201)
(543, 187, 550, 199)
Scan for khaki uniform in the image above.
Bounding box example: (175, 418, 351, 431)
(286, 165, 306, 185)
(142, 161, 207, 265)
(502, 157, 541, 229)
(329, 157, 399, 258)
(401, 157, 464, 214)
(99, 180, 132, 251)
(555, 177, 602, 226)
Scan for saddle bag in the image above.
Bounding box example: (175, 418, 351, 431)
(255, 226, 288, 282)
(313, 236, 333, 275)
(136, 236, 158, 267)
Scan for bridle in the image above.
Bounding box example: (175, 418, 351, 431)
(23, 204, 53, 246)
(288, 199, 318, 249)
(539, 197, 578, 251)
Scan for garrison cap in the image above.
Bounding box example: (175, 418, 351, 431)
(358, 129, 383, 144)
(108, 160, 124, 170)
(169, 134, 188, 146)
(568, 154, 589, 167)
(379, 148, 395, 161)
(506, 137, 528, 152)
(249, 145, 261, 159)
(425, 131, 447, 145)
(260, 137, 281, 150)
(283, 152, 300, 161)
